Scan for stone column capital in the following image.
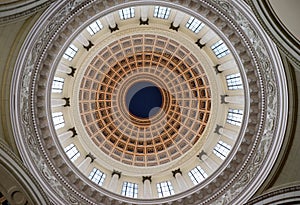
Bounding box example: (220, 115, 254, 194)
(172, 168, 182, 178)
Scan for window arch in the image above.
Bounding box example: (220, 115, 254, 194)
(52, 112, 65, 129)
(63, 44, 78, 61)
(52, 77, 64, 93)
(226, 73, 243, 90)
(153, 6, 171, 19)
(64, 143, 80, 162)
(88, 168, 106, 186)
(211, 40, 230, 58)
(86, 20, 103, 35)
(186, 17, 205, 33)
(227, 109, 243, 126)
(119, 7, 135, 20)
(213, 141, 231, 160)
(188, 166, 208, 185)
(157, 181, 175, 198)
(121, 182, 138, 198)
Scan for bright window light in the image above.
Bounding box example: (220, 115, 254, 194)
(52, 112, 65, 129)
(188, 166, 208, 185)
(227, 108, 243, 126)
(211, 40, 230, 58)
(119, 7, 135, 20)
(157, 181, 175, 198)
(86, 20, 103, 35)
(186, 17, 205, 33)
(226, 73, 243, 90)
(63, 44, 78, 61)
(88, 168, 106, 186)
(64, 143, 80, 162)
(153, 6, 171, 19)
(52, 76, 64, 93)
(121, 182, 138, 198)
(213, 141, 232, 160)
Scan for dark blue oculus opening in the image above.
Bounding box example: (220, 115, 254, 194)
(126, 81, 162, 118)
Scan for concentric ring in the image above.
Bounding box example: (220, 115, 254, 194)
(11, 1, 288, 204)
(79, 33, 211, 166)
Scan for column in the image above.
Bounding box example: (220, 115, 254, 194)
(203, 156, 219, 171)
(76, 33, 94, 51)
(51, 98, 70, 107)
(51, 98, 66, 107)
(76, 33, 89, 47)
(57, 63, 73, 74)
(224, 95, 244, 105)
(142, 176, 152, 199)
(78, 153, 95, 175)
(108, 170, 121, 192)
(58, 127, 77, 144)
(200, 30, 216, 44)
(220, 127, 237, 140)
(215, 124, 237, 140)
(197, 151, 218, 172)
(172, 11, 185, 27)
(140, 6, 149, 21)
(105, 13, 118, 32)
(172, 169, 188, 191)
(218, 59, 236, 71)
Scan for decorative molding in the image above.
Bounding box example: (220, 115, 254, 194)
(169, 22, 180, 31)
(67, 66, 76, 77)
(83, 40, 94, 51)
(68, 127, 77, 137)
(139, 17, 149, 25)
(247, 0, 300, 68)
(195, 39, 206, 49)
(197, 150, 208, 161)
(246, 185, 300, 204)
(62, 97, 70, 107)
(214, 124, 223, 135)
(10, 0, 288, 204)
(220, 95, 228, 104)
(0, 0, 55, 25)
(213, 64, 222, 74)
(109, 24, 119, 33)
(0, 141, 50, 204)
(142, 176, 152, 183)
(86, 153, 96, 163)
(112, 170, 121, 179)
(172, 168, 182, 178)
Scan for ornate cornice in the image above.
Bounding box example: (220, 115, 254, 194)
(10, 0, 288, 204)
(246, 185, 300, 204)
(246, 0, 300, 69)
(0, 141, 50, 204)
(0, 0, 56, 25)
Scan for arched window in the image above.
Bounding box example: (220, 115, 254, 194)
(226, 73, 243, 90)
(86, 20, 103, 35)
(153, 6, 171, 19)
(157, 181, 175, 198)
(227, 108, 243, 126)
(213, 141, 231, 160)
(88, 168, 106, 186)
(119, 7, 135, 20)
(63, 44, 78, 61)
(121, 181, 138, 198)
(52, 112, 65, 129)
(188, 166, 208, 185)
(64, 143, 80, 162)
(186, 17, 205, 33)
(52, 77, 64, 93)
(211, 40, 230, 58)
